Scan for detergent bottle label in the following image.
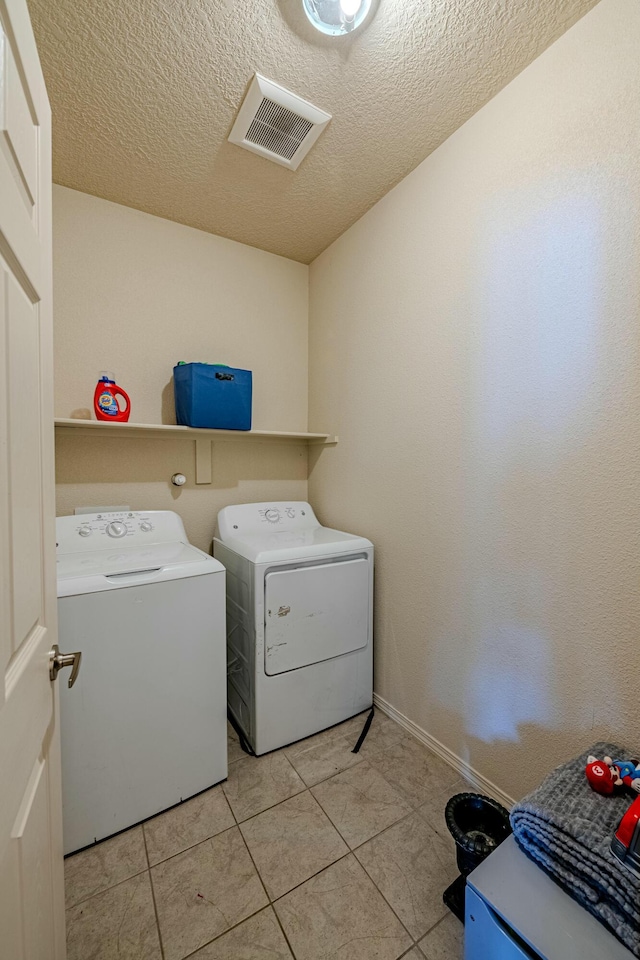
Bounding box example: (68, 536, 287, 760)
(98, 391, 119, 416)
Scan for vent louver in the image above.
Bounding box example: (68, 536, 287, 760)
(246, 98, 315, 161)
(228, 75, 331, 171)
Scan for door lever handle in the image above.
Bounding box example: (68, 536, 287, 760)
(49, 644, 82, 688)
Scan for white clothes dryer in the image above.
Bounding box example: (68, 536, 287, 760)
(214, 502, 373, 755)
(57, 510, 227, 854)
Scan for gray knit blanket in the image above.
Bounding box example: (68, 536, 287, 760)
(510, 742, 640, 957)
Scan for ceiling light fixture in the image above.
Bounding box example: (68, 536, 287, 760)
(302, 0, 372, 36)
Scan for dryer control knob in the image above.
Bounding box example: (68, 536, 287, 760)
(140, 521, 153, 532)
(106, 520, 127, 538)
(78, 526, 92, 537)
(265, 509, 280, 523)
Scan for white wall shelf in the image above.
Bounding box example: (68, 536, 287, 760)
(54, 418, 336, 443)
(54, 418, 337, 484)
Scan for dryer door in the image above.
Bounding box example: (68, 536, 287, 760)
(264, 557, 369, 675)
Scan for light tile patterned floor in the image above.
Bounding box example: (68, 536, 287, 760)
(64, 713, 466, 960)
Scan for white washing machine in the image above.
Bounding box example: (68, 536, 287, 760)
(57, 510, 227, 854)
(213, 501, 373, 755)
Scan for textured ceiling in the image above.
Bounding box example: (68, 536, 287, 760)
(29, 0, 598, 263)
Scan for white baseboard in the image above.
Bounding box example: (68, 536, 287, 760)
(373, 692, 516, 810)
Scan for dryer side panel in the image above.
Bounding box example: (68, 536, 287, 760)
(214, 541, 255, 742)
(264, 557, 369, 676)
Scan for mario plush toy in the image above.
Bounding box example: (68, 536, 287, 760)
(585, 755, 640, 796)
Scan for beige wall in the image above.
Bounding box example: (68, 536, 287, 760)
(53, 186, 309, 551)
(308, 0, 640, 800)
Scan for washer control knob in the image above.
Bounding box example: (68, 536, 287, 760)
(106, 520, 127, 538)
(140, 521, 153, 532)
(265, 509, 280, 523)
(78, 525, 92, 537)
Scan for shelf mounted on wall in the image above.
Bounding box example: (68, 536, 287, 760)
(53, 419, 338, 484)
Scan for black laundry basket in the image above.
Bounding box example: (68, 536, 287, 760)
(443, 792, 512, 922)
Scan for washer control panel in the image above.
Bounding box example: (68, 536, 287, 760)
(57, 511, 186, 554)
(106, 520, 128, 538)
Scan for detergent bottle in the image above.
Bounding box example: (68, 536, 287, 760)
(94, 372, 131, 422)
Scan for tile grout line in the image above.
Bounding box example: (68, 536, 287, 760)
(305, 787, 355, 850)
(270, 849, 354, 905)
(228, 741, 386, 832)
(419, 910, 461, 955)
(295, 751, 366, 790)
(353, 818, 457, 946)
(309, 784, 366, 852)
(245, 833, 415, 948)
(65, 781, 239, 897)
(142, 824, 166, 960)
(365, 748, 462, 816)
(296, 748, 367, 788)
(350, 797, 448, 855)
(295, 743, 452, 860)
(227, 781, 309, 827)
(349, 849, 419, 945)
(264, 849, 417, 955)
(224, 780, 240, 825)
(352, 805, 421, 854)
(172, 825, 303, 960)
(222, 749, 307, 822)
(65, 864, 150, 911)
(235, 827, 300, 959)
(401, 946, 425, 959)
(134, 786, 238, 869)
(424, 912, 451, 938)
(232, 805, 363, 921)
(237, 818, 272, 906)
(307, 759, 417, 848)
(230, 784, 310, 828)
(281, 717, 437, 795)
(271, 906, 299, 960)
(177, 905, 281, 960)
(234, 788, 389, 908)
(224, 784, 308, 825)
(238, 771, 403, 903)
(153, 829, 272, 960)
(400, 947, 423, 960)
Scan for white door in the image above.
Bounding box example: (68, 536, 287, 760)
(264, 558, 370, 675)
(0, 0, 66, 957)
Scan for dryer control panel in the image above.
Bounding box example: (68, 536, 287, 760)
(216, 502, 319, 541)
(56, 510, 188, 553)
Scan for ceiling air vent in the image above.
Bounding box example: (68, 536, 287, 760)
(228, 74, 331, 171)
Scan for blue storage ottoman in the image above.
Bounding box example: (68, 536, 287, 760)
(173, 363, 252, 430)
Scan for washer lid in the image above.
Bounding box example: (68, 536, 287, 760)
(57, 541, 224, 597)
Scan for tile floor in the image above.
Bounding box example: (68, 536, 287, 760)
(64, 711, 468, 960)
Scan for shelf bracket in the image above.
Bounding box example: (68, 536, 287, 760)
(195, 440, 212, 484)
